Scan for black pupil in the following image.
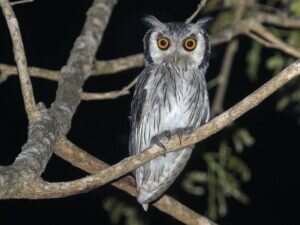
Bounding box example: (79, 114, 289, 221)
(187, 40, 194, 47)
(160, 40, 167, 46)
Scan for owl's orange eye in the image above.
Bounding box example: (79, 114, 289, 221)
(183, 38, 197, 51)
(157, 38, 170, 50)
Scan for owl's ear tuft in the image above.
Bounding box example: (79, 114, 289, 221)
(142, 15, 164, 29)
(195, 17, 213, 30)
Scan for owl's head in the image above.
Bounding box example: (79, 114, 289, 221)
(142, 15, 211, 69)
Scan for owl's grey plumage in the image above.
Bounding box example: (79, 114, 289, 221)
(129, 15, 211, 210)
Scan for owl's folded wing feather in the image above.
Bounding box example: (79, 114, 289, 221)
(129, 69, 151, 156)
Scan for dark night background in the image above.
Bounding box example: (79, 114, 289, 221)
(0, 0, 299, 225)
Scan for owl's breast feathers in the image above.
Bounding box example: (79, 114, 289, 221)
(129, 64, 210, 206)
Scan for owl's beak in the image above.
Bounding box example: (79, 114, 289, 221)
(173, 53, 187, 66)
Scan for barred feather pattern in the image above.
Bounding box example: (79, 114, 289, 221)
(129, 63, 210, 207)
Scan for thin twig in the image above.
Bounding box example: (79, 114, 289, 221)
(255, 12, 300, 28)
(211, 41, 238, 115)
(81, 76, 138, 100)
(10, 0, 33, 6)
(212, 18, 300, 58)
(211, 2, 246, 116)
(0, 0, 38, 121)
(247, 21, 300, 58)
(92, 53, 143, 76)
(0, 63, 137, 101)
(186, 0, 208, 23)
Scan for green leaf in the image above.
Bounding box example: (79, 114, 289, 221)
(287, 31, 300, 48)
(246, 42, 262, 82)
(227, 155, 252, 182)
(181, 171, 207, 196)
(276, 96, 291, 111)
(266, 54, 285, 73)
(290, 0, 300, 16)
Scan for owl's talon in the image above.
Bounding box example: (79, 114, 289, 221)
(151, 131, 171, 151)
(174, 127, 194, 144)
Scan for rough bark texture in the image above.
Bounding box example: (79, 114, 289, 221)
(0, 0, 117, 198)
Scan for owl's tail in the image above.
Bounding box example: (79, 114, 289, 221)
(136, 147, 193, 210)
(142, 204, 149, 211)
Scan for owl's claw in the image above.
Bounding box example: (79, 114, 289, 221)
(151, 131, 172, 151)
(174, 127, 194, 144)
(151, 127, 194, 150)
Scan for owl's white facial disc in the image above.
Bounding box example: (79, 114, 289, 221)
(144, 23, 209, 68)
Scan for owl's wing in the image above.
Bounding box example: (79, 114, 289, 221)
(129, 69, 150, 156)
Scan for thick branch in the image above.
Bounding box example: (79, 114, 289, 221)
(5, 60, 299, 200)
(54, 139, 216, 225)
(0, 0, 117, 198)
(42, 60, 300, 196)
(50, 0, 117, 133)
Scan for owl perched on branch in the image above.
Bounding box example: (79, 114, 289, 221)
(129, 15, 211, 210)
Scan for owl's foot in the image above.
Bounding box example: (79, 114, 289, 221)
(174, 127, 194, 144)
(150, 131, 172, 151)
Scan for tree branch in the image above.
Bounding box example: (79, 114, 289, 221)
(49, 0, 117, 133)
(0, 54, 143, 82)
(10, 0, 33, 6)
(81, 76, 138, 101)
(0, 63, 60, 81)
(3, 59, 299, 201)
(186, 0, 208, 23)
(0, 0, 38, 121)
(255, 12, 300, 28)
(246, 21, 300, 58)
(212, 17, 300, 58)
(92, 53, 144, 75)
(54, 138, 217, 225)
(211, 41, 238, 116)
(0, 0, 117, 200)
(211, 2, 245, 116)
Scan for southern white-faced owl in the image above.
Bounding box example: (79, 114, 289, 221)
(129, 15, 211, 210)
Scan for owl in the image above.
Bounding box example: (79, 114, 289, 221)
(129, 15, 211, 210)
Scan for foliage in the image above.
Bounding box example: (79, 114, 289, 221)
(182, 128, 254, 220)
(103, 196, 147, 225)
